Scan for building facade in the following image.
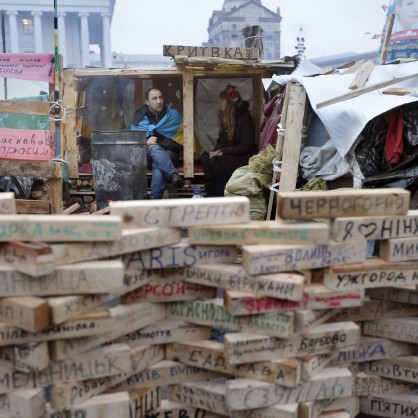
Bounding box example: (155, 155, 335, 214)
(0, 0, 114, 68)
(205, 0, 282, 60)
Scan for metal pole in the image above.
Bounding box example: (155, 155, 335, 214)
(1, 10, 7, 99)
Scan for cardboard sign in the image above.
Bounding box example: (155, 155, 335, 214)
(0, 53, 55, 83)
(0, 128, 56, 161)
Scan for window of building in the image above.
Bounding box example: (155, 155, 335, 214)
(22, 19, 33, 35)
(231, 24, 238, 39)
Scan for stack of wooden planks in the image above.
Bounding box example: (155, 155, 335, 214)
(0, 188, 417, 418)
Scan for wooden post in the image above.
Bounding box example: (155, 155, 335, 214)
(275, 84, 307, 203)
(183, 67, 194, 179)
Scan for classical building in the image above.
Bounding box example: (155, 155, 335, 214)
(205, 0, 282, 60)
(0, 0, 114, 68)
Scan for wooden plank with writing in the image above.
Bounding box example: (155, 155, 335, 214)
(359, 391, 418, 418)
(295, 309, 339, 335)
(46, 392, 130, 418)
(363, 316, 418, 343)
(8, 388, 46, 418)
(298, 353, 336, 382)
(368, 285, 418, 305)
(50, 302, 166, 361)
(242, 239, 367, 275)
(110, 344, 166, 388)
(121, 279, 216, 304)
(0, 260, 125, 297)
(0, 214, 122, 242)
(110, 197, 250, 228)
(0, 241, 54, 277)
(0, 192, 16, 214)
(224, 367, 353, 410)
(0, 308, 112, 346)
(151, 399, 225, 418)
(183, 264, 305, 301)
(224, 285, 364, 316)
(14, 341, 49, 373)
(299, 397, 359, 418)
(188, 220, 329, 245)
(33, 343, 132, 389)
(128, 387, 162, 418)
(166, 340, 301, 388)
(0, 296, 49, 332)
(50, 345, 164, 410)
(323, 258, 418, 290)
(330, 210, 418, 242)
(224, 321, 360, 365)
(366, 356, 418, 383)
(114, 360, 221, 391)
(354, 372, 413, 397)
(329, 336, 416, 367)
(168, 381, 299, 418)
(116, 319, 211, 348)
(163, 45, 259, 60)
(276, 188, 409, 220)
(329, 297, 418, 322)
(167, 380, 235, 416)
(50, 227, 181, 266)
(380, 236, 418, 262)
(120, 239, 237, 270)
(167, 298, 294, 339)
(69, 374, 112, 415)
(47, 268, 160, 324)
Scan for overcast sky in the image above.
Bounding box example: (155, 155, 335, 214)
(110, 0, 389, 59)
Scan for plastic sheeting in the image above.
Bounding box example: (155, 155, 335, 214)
(264, 60, 418, 158)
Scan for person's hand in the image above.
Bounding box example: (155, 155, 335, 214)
(209, 149, 222, 158)
(147, 136, 158, 145)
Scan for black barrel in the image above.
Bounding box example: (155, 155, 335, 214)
(91, 130, 147, 209)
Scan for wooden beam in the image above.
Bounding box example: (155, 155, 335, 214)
(16, 199, 50, 214)
(360, 391, 418, 417)
(380, 236, 418, 262)
(0, 100, 50, 115)
(348, 61, 375, 90)
(316, 71, 418, 109)
(363, 316, 418, 343)
(0, 161, 62, 177)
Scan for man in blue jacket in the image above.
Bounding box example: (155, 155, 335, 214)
(131, 88, 184, 199)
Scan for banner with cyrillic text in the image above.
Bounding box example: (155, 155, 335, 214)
(0, 127, 56, 161)
(0, 54, 55, 83)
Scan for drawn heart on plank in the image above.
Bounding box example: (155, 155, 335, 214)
(358, 223, 377, 238)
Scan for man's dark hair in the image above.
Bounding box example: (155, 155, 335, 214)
(144, 88, 162, 101)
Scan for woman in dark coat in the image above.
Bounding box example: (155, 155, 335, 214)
(200, 84, 257, 197)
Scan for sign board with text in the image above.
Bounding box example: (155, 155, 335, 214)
(163, 45, 259, 60)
